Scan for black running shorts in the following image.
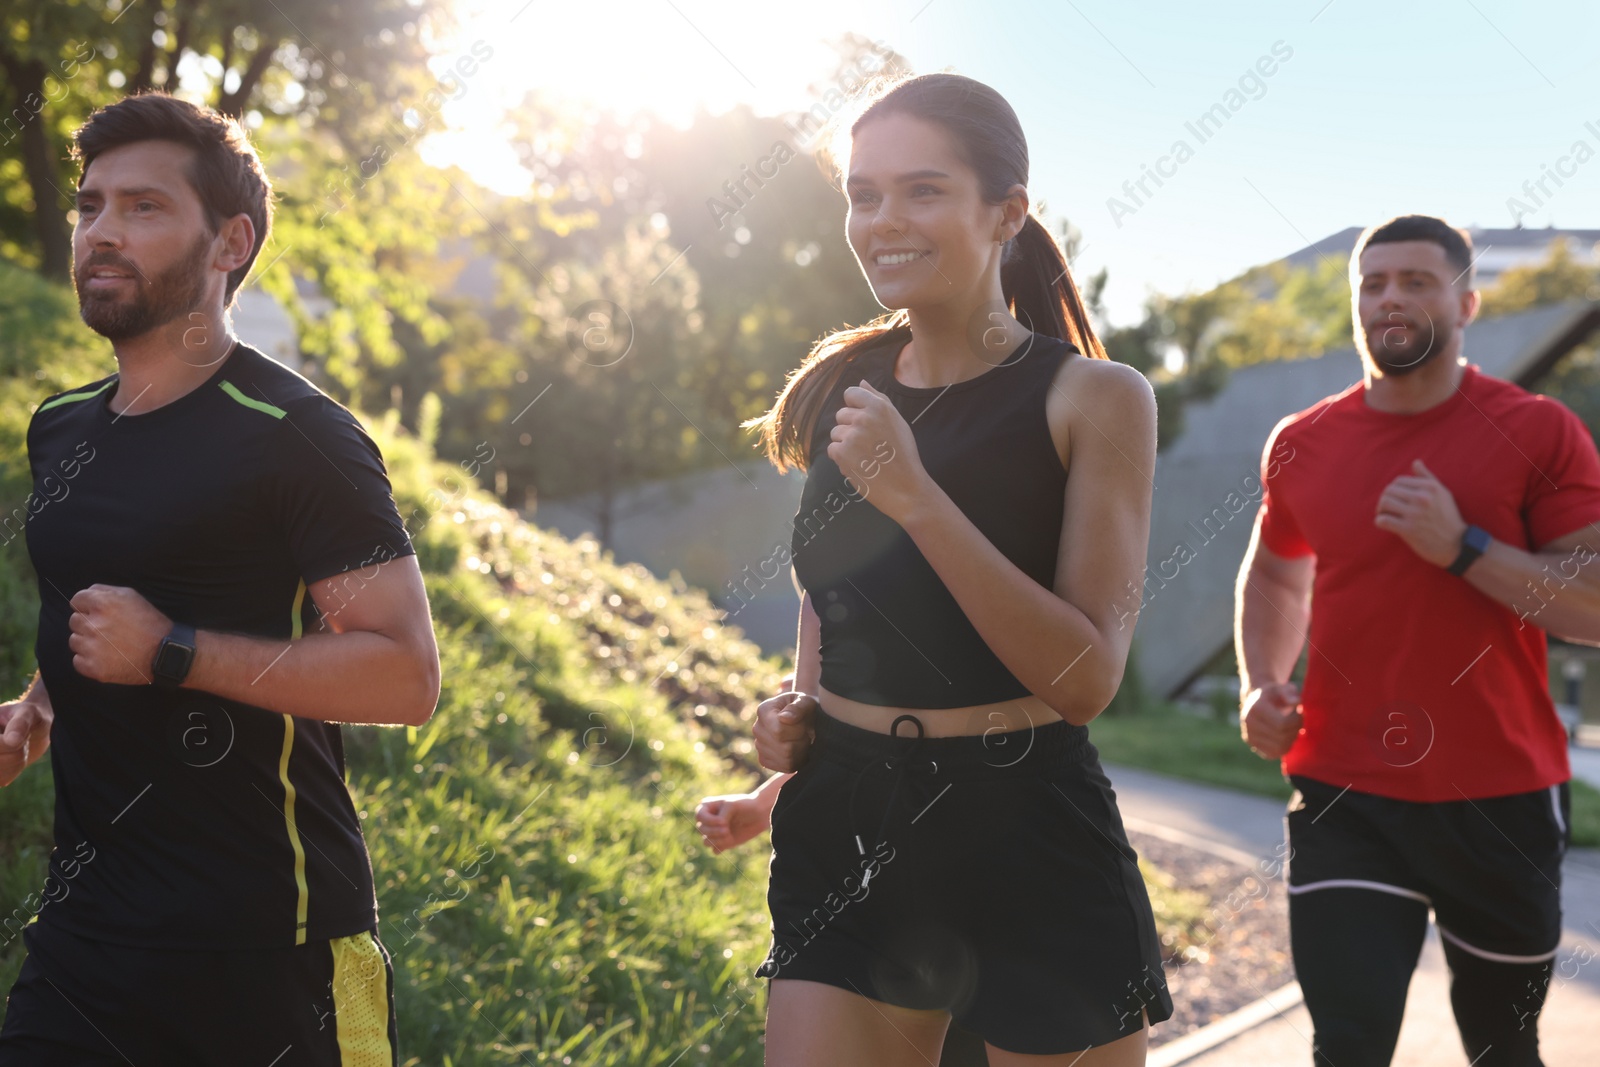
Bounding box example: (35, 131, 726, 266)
(1286, 774, 1571, 962)
(0, 918, 399, 1065)
(756, 705, 1175, 1055)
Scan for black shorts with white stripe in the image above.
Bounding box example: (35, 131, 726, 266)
(1284, 774, 1571, 962)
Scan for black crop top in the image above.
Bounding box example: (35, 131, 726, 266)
(790, 330, 1075, 708)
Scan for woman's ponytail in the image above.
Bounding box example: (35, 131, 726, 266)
(1002, 214, 1108, 360)
(741, 312, 909, 476)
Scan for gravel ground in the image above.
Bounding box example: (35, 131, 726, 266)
(933, 829, 1297, 1065)
(1130, 828, 1297, 1050)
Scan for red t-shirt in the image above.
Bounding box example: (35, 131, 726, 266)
(1257, 362, 1600, 801)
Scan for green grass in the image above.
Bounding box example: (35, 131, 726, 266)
(1091, 702, 1600, 848)
(1571, 779, 1600, 848)
(1091, 703, 1296, 799)
(258, 425, 800, 1065)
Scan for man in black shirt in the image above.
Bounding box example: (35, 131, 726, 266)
(0, 93, 439, 1064)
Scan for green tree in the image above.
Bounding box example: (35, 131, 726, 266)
(495, 217, 716, 546)
(0, 261, 113, 690)
(1204, 259, 1351, 367)
(1481, 238, 1600, 317)
(0, 0, 456, 280)
(451, 35, 905, 520)
(1484, 239, 1600, 430)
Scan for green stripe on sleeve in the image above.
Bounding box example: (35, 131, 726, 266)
(218, 380, 287, 419)
(35, 380, 116, 414)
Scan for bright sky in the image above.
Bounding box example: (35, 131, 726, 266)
(423, 0, 1600, 325)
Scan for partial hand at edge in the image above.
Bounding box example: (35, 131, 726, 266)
(694, 793, 772, 854)
(0, 700, 53, 788)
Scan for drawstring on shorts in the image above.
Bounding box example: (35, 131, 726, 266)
(846, 714, 940, 890)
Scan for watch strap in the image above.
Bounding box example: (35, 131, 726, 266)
(1447, 524, 1492, 576)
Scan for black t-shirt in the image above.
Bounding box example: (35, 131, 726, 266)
(22, 343, 415, 949)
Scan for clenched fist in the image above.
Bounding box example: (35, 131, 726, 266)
(1241, 682, 1303, 760)
(753, 691, 818, 772)
(68, 584, 170, 685)
(694, 792, 772, 854)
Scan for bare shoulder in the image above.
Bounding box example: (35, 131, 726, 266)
(1044, 350, 1157, 472)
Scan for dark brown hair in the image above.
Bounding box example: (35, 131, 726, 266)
(744, 72, 1108, 474)
(1354, 214, 1475, 289)
(72, 92, 273, 305)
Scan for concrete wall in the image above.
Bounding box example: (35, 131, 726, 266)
(528, 460, 807, 655)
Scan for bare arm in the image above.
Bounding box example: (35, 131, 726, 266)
(0, 670, 54, 787)
(695, 588, 816, 851)
(898, 361, 1157, 725)
(794, 586, 821, 695)
(181, 555, 441, 727)
(1236, 514, 1314, 693)
(1235, 512, 1314, 758)
(1452, 529, 1600, 644)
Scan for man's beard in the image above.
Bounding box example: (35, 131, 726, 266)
(1361, 313, 1452, 377)
(75, 231, 212, 341)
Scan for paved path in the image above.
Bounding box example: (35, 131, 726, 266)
(1103, 761, 1600, 1067)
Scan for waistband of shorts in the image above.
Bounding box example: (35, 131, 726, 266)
(808, 704, 1093, 780)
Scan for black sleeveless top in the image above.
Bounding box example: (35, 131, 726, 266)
(791, 330, 1075, 708)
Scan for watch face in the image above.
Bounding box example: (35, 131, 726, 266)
(156, 640, 194, 682)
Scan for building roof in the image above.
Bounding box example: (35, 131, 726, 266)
(1281, 226, 1600, 273)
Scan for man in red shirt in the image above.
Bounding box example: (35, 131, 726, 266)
(1236, 214, 1600, 1067)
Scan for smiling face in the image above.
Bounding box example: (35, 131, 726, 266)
(73, 140, 224, 341)
(1353, 240, 1477, 376)
(844, 112, 1017, 312)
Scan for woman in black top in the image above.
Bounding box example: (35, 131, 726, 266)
(727, 73, 1169, 1065)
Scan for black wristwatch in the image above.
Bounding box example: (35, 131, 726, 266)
(151, 622, 197, 690)
(1447, 524, 1492, 576)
